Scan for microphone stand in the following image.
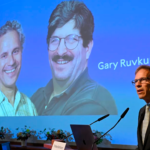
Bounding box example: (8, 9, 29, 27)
(91, 118, 121, 150)
(91, 107, 129, 150)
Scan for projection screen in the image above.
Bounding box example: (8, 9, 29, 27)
(0, 0, 150, 145)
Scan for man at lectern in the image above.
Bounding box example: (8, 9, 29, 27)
(132, 65, 150, 150)
(0, 21, 37, 116)
(31, 1, 118, 115)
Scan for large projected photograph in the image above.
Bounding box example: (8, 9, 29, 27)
(0, 0, 118, 116)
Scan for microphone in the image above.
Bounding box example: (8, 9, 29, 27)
(90, 114, 109, 125)
(121, 108, 129, 118)
(91, 108, 129, 150)
(65, 114, 110, 140)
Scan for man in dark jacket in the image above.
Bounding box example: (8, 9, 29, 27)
(132, 65, 150, 150)
(31, 1, 118, 116)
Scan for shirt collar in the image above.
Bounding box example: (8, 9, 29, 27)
(147, 103, 150, 107)
(0, 89, 21, 106)
(44, 67, 90, 99)
(14, 90, 22, 110)
(0, 91, 6, 103)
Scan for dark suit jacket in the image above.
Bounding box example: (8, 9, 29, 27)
(137, 105, 150, 150)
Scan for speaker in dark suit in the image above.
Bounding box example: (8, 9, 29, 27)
(137, 105, 150, 150)
(132, 65, 150, 150)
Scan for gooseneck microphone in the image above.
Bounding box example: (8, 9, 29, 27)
(121, 108, 129, 118)
(90, 114, 109, 125)
(91, 108, 129, 150)
(65, 114, 110, 139)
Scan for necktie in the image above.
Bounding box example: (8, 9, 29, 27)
(142, 105, 150, 144)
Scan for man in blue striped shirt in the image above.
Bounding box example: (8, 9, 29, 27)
(0, 21, 37, 116)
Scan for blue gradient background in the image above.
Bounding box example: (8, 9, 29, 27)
(0, 0, 150, 145)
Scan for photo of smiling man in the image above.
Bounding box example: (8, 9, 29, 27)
(0, 21, 37, 116)
(31, 1, 118, 115)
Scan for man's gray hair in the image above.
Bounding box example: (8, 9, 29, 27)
(0, 20, 25, 48)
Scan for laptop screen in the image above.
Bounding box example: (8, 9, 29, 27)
(70, 124, 98, 150)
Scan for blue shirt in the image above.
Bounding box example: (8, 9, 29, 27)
(0, 90, 37, 116)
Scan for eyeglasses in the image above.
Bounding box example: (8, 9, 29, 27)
(48, 34, 82, 51)
(131, 77, 150, 85)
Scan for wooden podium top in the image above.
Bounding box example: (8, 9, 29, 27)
(0, 141, 135, 150)
(11, 145, 49, 150)
(9, 143, 76, 150)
